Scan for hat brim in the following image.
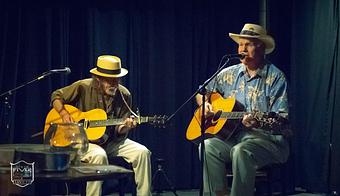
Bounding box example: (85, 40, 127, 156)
(90, 68, 128, 78)
(228, 33, 275, 54)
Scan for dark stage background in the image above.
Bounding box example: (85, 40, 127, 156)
(1, 0, 339, 193)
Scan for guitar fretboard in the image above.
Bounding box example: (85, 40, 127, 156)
(87, 117, 152, 128)
(88, 119, 125, 128)
(220, 111, 288, 120)
(220, 112, 248, 119)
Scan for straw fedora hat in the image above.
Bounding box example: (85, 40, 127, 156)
(90, 55, 128, 78)
(229, 23, 275, 54)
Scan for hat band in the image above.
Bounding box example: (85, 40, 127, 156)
(96, 66, 121, 75)
(240, 30, 260, 36)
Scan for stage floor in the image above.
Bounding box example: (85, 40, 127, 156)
(105, 189, 326, 196)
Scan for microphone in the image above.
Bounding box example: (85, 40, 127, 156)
(49, 67, 71, 74)
(225, 53, 246, 59)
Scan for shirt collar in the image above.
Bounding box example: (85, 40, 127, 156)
(237, 63, 268, 78)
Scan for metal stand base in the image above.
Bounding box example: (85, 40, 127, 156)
(152, 158, 178, 196)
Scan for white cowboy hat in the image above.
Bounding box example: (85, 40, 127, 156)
(229, 23, 275, 54)
(90, 55, 128, 78)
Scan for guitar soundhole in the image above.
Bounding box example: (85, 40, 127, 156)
(205, 110, 222, 128)
(212, 110, 222, 122)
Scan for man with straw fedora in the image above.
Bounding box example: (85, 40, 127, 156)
(51, 55, 152, 196)
(196, 23, 290, 196)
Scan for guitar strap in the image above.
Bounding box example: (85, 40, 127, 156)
(119, 89, 138, 118)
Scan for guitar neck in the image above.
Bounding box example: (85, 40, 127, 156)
(88, 118, 125, 128)
(87, 117, 152, 128)
(220, 112, 248, 120)
(220, 111, 288, 120)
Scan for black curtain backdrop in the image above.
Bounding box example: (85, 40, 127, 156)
(291, 0, 340, 193)
(1, 0, 339, 193)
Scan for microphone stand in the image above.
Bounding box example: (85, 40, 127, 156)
(167, 55, 236, 196)
(0, 71, 55, 141)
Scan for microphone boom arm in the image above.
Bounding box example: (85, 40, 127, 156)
(0, 71, 53, 97)
(0, 68, 68, 140)
(0, 67, 71, 97)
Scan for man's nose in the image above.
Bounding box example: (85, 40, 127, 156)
(241, 47, 247, 52)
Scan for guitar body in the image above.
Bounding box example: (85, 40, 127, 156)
(186, 93, 236, 141)
(44, 105, 107, 143)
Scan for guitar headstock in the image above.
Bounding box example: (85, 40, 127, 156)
(139, 115, 168, 128)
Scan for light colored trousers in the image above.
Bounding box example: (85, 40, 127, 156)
(200, 132, 289, 196)
(81, 139, 152, 196)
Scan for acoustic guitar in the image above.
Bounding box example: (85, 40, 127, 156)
(44, 104, 166, 146)
(186, 92, 289, 141)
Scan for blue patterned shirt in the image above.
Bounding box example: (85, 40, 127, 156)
(206, 62, 288, 114)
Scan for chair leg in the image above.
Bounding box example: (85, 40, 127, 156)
(118, 174, 136, 196)
(281, 164, 287, 196)
(118, 178, 125, 196)
(266, 169, 273, 196)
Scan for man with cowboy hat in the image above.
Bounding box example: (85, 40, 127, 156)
(51, 55, 152, 196)
(196, 23, 290, 196)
